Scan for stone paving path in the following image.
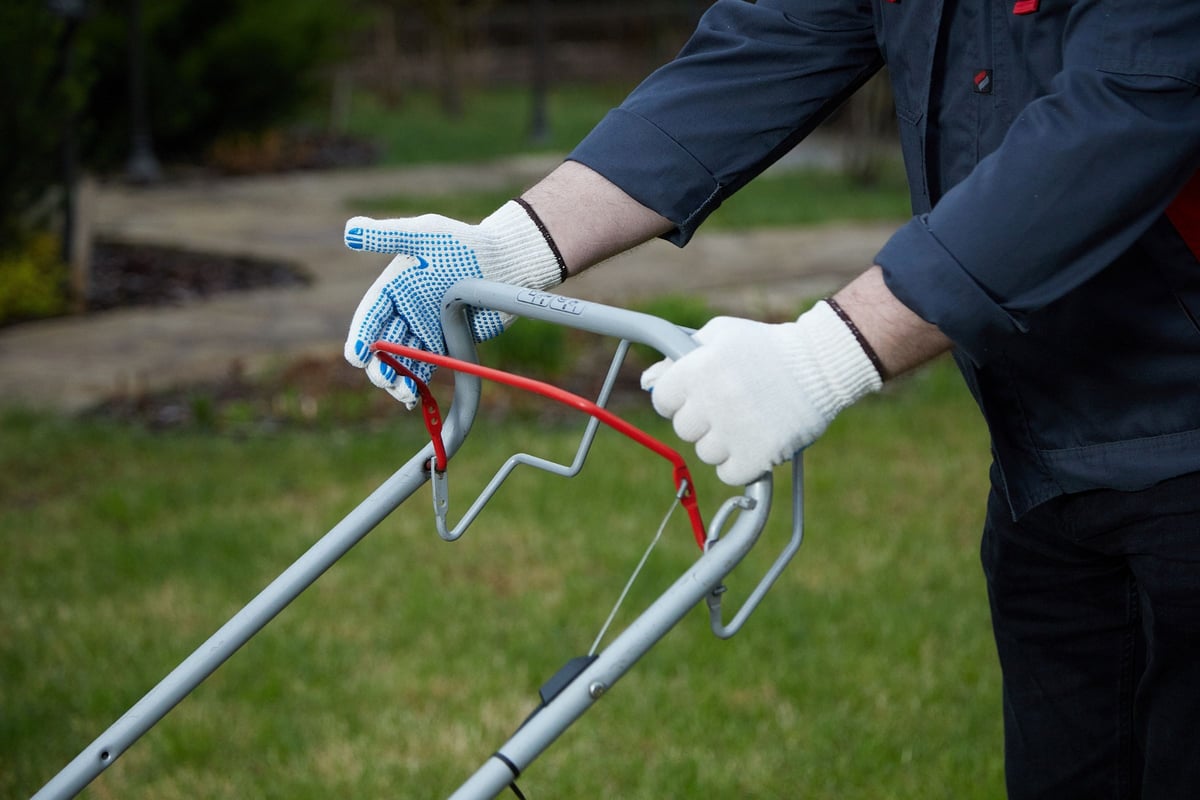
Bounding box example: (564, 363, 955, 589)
(0, 153, 895, 412)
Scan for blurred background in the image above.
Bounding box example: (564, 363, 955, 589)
(0, 0, 898, 327)
(4, 5, 1006, 800)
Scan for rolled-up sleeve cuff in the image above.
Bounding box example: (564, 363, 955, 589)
(876, 216, 1027, 365)
(568, 108, 721, 247)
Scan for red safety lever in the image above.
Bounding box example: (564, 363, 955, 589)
(372, 341, 708, 550)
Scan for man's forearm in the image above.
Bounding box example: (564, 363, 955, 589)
(523, 162, 950, 378)
(521, 160, 674, 276)
(832, 266, 952, 379)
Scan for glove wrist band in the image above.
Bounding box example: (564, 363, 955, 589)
(512, 197, 569, 284)
(794, 301, 884, 419)
(480, 200, 567, 290)
(824, 296, 887, 381)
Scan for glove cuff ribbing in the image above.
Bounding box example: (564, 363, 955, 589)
(479, 200, 567, 290)
(792, 300, 884, 421)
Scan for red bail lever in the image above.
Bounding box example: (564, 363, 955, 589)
(372, 342, 708, 550)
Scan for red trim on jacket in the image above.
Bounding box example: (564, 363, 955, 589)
(1166, 170, 1200, 261)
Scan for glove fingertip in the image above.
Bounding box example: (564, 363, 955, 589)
(649, 378, 687, 417)
(650, 388, 680, 418)
(693, 434, 730, 467)
(366, 355, 399, 389)
(344, 217, 375, 251)
(716, 460, 764, 487)
(386, 379, 420, 410)
(714, 462, 740, 486)
(467, 308, 509, 343)
(670, 407, 710, 445)
(344, 337, 372, 368)
(640, 358, 673, 391)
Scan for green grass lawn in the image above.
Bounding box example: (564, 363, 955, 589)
(7, 86, 962, 799)
(3, 357, 1002, 800)
(339, 85, 636, 166)
(337, 83, 912, 228)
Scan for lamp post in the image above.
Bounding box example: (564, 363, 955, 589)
(528, 0, 550, 145)
(46, 0, 87, 290)
(125, 0, 162, 183)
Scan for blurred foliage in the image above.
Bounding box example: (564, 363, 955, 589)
(78, 0, 354, 167)
(480, 317, 570, 376)
(631, 293, 718, 333)
(376, 0, 499, 118)
(0, 2, 80, 249)
(0, 231, 70, 326)
(0, 0, 354, 318)
(0, 1, 353, 235)
(628, 294, 718, 366)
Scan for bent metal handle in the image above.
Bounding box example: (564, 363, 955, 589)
(437, 282, 779, 800)
(441, 280, 700, 362)
(372, 342, 708, 549)
(32, 280, 773, 800)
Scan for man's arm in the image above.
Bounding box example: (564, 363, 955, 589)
(520, 161, 952, 485)
(521, 160, 674, 277)
(346, 155, 943, 481)
(832, 266, 951, 379)
(524, 161, 951, 378)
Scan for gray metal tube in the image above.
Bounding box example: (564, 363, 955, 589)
(33, 324, 485, 800)
(441, 280, 698, 361)
(33, 280, 777, 800)
(443, 281, 778, 800)
(450, 480, 774, 800)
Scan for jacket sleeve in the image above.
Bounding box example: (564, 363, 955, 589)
(568, 0, 882, 245)
(876, 0, 1200, 365)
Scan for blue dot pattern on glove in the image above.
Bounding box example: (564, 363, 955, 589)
(346, 226, 506, 389)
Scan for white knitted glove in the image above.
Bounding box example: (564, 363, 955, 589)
(640, 301, 883, 485)
(344, 200, 564, 407)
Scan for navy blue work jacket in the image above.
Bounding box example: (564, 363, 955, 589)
(570, 0, 1200, 518)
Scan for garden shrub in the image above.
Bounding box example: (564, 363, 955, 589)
(0, 233, 69, 327)
(0, 1, 353, 319)
(78, 0, 354, 167)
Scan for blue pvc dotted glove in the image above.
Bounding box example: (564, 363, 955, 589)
(344, 200, 563, 407)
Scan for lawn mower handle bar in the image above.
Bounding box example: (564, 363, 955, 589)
(33, 279, 799, 800)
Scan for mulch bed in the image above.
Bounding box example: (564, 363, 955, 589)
(86, 240, 310, 312)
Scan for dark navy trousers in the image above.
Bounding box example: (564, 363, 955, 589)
(982, 471, 1200, 799)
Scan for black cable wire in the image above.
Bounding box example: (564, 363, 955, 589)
(494, 751, 527, 799)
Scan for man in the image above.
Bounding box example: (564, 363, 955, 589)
(343, 2, 1200, 797)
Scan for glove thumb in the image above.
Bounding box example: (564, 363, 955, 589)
(344, 215, 452, 254)
(344, 216, 376, 251)
(640, 357, 674, 391)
